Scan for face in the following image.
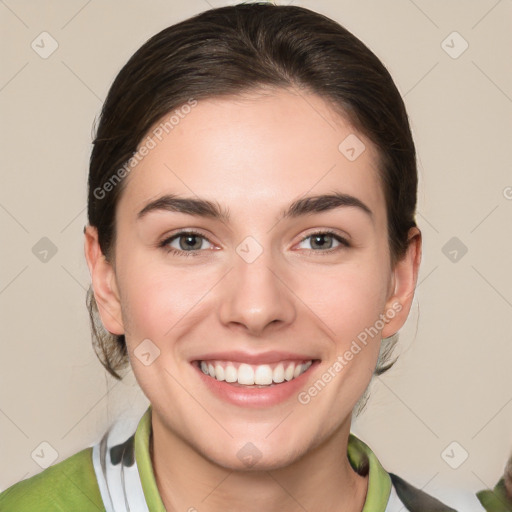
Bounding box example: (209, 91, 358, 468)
(87, 88, 418, 470)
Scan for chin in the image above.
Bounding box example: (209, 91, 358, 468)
(194, 432, 312, 473)
(208, 449, 302, 473)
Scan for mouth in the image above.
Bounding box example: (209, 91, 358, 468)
(190, 350, 320, 407)
(194, 359, 314, 387)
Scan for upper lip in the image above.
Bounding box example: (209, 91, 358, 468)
(191, 350, 318, 365)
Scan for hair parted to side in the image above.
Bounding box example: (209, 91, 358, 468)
(86, 2, 418, 383)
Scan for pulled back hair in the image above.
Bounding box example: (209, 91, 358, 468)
(86, 2, 417, 382)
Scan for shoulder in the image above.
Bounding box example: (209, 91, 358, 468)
(0, 447, 105, 512)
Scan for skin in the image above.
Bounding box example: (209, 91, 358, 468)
(85, 88, 421, 512)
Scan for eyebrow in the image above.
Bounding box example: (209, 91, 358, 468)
(136, 192, 373, 223)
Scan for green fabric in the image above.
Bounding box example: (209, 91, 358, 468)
(477, 478, 512, 511)
(0, 407, 392, 511)
(0, 446, 104, 511)
(135, 405, 167, 511)
(347, 433, 391, 510)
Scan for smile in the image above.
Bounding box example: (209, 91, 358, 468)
(198, 360, 313, 386)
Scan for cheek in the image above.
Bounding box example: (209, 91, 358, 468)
(116, 261, 213, 393)
(115, 251, 220, 348)
(298, 261, 389, 341)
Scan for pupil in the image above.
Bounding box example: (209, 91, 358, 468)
(180, 235, 201, 250)
(312, 234, 332, 250)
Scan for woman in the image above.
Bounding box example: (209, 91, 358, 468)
(0, 2, 484, 510)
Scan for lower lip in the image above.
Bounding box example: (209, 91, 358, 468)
(193, 362, 319, 408)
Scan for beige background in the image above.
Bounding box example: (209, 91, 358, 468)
(1, 0, 511, 504)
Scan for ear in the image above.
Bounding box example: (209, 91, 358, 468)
(381, 227, 422, 338)
(84, 225, 125, 335)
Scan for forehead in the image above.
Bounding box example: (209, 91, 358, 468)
(118, 89, 385, 222)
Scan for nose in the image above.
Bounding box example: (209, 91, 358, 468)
(218, 246, 296, 336)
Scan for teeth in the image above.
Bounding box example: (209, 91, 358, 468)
(273, 363, 285, 383)
(254, 364, 273, 385)
(238, 363, 255, 385)
(215, 363, 225, 381)
(225, 364, 237, 383)
(199, 360, 313, 386)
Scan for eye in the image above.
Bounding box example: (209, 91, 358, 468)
(296, 230, 350, 253)
(159, 230, 215, 257)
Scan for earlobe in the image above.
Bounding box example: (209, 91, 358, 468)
(84, 225, 125, 335)
(381, 227, 422, 338)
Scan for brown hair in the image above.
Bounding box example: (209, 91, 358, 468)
(86, 2, 417, 381)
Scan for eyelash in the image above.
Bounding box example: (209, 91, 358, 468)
(158, 229, 350, 257)
(297, 230, 350, 256)
(158, 229, 207, 258)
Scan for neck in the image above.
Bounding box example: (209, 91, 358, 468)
(151, 414, 368, 512)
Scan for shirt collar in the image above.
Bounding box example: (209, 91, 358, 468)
(347, 433, 392, 510)
(135, 405, 167, 511)
(134, 405, 391, 511)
